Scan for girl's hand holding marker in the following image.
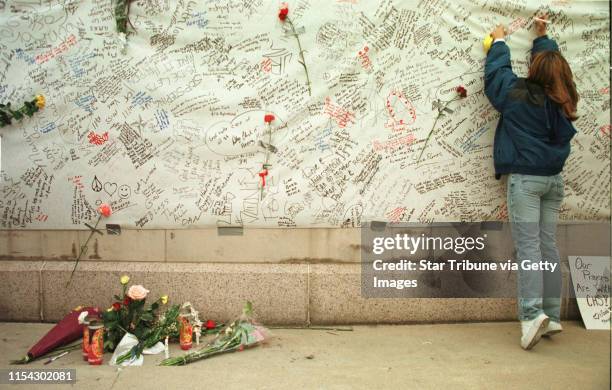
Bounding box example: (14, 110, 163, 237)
(483, 14, 549, 52)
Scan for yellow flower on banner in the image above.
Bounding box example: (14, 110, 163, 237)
(35, 95, 45, 109)
(161, 295, 168, 305)
(120, 275, 130, 285)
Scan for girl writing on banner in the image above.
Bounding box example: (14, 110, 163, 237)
(484, 14, 579, 350)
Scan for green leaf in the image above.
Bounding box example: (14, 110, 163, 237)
(243, 301, 253, 315)
(140, 312, 153, 321)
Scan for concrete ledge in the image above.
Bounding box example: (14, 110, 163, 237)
(0, 261, 309, 325)
(0, 261, 42, 321)
(309, 263, 579, 324)
(0, 260, 581, 324)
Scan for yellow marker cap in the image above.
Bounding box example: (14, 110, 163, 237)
(483, 34, 494, 53)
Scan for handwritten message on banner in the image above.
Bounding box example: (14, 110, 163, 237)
(0, 1, 609, 228)
(568, 256, 610, 330)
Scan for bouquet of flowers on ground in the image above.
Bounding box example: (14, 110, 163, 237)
(114, 303, 180, 365)
(102, 275, 171, 353)
(160, 301, 270, 366)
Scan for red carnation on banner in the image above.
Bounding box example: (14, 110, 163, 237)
(98, 203, 112, 217)
(123, 297, 131, 306)
(206, 320, 216, 330)
(259, 113, 275, 199)
(112, 302, 121, 311)
(278, 3, 289, 21)
(67, 203, 113, 286)
(277, 2, 311, 96)
(258, 168, 269, 188)
(456, 85, 467, 98)
(416, 85, 468, 165)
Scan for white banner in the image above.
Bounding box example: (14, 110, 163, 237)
(0, 0, 609, 228)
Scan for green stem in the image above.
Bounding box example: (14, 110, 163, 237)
(260, 123, 272, 200)
(287, 17, 311, 96)
(67, 214, 101, 286)
(415, 113, 442, 165)
(10, 342, 81, 364)
(415, 96, 461, 165)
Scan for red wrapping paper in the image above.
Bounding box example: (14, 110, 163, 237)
(16, 306, 100, 363)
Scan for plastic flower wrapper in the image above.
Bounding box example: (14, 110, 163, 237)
(113, 304, 180, 366)
(159, 301, 270, 366)
(116, 31, 128, 55)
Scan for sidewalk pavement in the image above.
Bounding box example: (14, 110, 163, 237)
(0, 321, 609, 389)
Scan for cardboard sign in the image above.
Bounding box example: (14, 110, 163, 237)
(568, 256, 610, 330)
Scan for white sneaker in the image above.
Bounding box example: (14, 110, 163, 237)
(542, 321, 563, 337)
(520, 313, 549, 350)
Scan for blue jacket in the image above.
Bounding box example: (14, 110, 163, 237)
(484, 36, 577, 179)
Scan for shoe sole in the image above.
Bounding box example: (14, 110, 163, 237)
(542, 329, 562, 338)
(523, 316, 550, 350)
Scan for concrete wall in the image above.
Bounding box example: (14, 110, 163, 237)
(0, 223, 609, 324)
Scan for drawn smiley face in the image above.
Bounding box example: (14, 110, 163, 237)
(118, 185, 131, 199)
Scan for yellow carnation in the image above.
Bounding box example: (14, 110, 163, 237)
(35, 95, 45, 109)
(120, 275, 130, 285)
(161, 295, 168, 305)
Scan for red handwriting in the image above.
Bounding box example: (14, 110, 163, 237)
(35, 34, 77, 64)
(69, 175, 84, 190)
(600, 125, 611, 138)
(358, 45, 372, 72)
(386, 207, 406, 224)
(372, 134, 416, 152)
(497, 203, 508, 220)
(599, 87, 609, 95)
(385, 90, 416, 131)
(507, 17, 528, 35)
(324, 97, 355, 128)
(261, 58, 272, 73)
(36, 214, 48, 222)
(88, 131, 109, 145)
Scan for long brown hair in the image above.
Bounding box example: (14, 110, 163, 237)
(528, 51, 579, 121)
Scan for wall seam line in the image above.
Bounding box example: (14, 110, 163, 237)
(164, 230, 167, 262)
(306, 263, 311, 326)
(38, 260, 46, 321)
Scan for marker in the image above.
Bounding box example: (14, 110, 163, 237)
(44, 351, 68, 364)
(533, 17, 551, 24)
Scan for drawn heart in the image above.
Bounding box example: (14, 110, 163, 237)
(104, 182, 117, 196)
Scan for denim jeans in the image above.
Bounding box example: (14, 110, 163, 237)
(507, 173, 564, 322)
